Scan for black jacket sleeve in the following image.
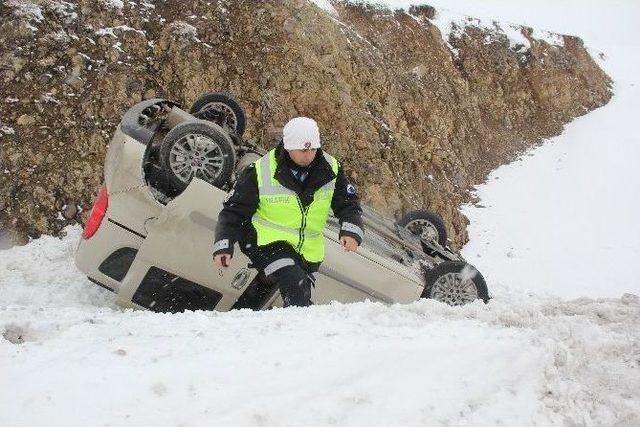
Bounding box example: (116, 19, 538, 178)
(331, 164, 364, 245)
(212, 165, 259, 257)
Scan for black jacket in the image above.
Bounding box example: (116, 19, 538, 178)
(213, 144, 364, 260)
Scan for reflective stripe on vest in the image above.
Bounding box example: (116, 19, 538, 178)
(251, 149, 338, 263)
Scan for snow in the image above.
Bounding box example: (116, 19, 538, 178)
(0, 228, 116, 309)
(384, 0, 640, 76)
(47, 0, 78, 22)
(95, 27, 117, 37)
(427, 8, 536, 56)
(0, 126, 16, 136)
(97, 0, 124, 10)
(95, 25, 146, 37)
(323, 1, 559, 58)
(498, 23, 531, 51)
(460, 87, 640, 299)
(531, 29, 564, 47)
(169, 21, 198, 40)
(1, 229, 639, 426)
(6, 0, 44, 23)
(168, 21, 211, 48)
(1, 1, 640, 426)
(310, 0, 339, 17)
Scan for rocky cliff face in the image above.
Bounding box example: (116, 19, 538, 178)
(0, 0, 611, 247)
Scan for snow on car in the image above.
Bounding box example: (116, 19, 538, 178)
(74, 93, 489, 312)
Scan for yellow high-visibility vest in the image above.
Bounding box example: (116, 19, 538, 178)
(251, 149, 339, 263)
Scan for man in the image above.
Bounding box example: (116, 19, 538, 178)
(212, 117, 363, 307)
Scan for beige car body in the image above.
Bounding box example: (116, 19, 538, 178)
(75, 101, 431, 311)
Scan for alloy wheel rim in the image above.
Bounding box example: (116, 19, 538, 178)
(169, 133, 224, 183)
(405, 219, 439, 243)
(198, 102, 238, 130)
(430, 272, 478, 306)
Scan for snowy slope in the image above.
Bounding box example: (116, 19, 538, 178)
(1, 228, 639, 426)
(420, 0, 640, 299)
(2, 1, 640, 426)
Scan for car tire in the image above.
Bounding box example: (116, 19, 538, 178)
(159, 121, 236, 193)
(398, 209, 448, 247)
(190, 92, 246, 136)
(422, 261, 489, 305)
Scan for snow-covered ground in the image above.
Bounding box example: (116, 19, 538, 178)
(2, 229, 639, 426)
(426, 0, 640, 300)
(2, 1, 640, 426)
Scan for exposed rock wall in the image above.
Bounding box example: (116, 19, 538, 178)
(0, 0, 611, 247)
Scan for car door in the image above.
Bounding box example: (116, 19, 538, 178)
(308, 219, 424, 306)
(117, 178, 424, 311)
(116, 178, 257, 311)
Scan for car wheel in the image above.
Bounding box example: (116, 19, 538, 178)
(159, 121, 236, 193)
(190, 92, 246, 136)
(423, 261, 489, 305)
(398, 209, 448, 247)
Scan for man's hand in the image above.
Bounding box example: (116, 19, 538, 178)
(340, 236, 359, 252)
(213, 253, 232, 268)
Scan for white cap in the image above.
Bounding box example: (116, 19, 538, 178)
(282, 117, 321, 150)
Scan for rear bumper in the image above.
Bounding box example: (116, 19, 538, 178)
(75, 217, 145, 293)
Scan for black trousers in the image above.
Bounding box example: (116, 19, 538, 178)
(239, 240, 317, 307)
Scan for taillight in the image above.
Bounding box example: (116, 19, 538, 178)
(82, 186, 109, 239)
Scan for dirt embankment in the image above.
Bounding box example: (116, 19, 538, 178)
(0, 0, 611, 247)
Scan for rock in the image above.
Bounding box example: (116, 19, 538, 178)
(409, 5, 436, 19)
(0, 1, 612, 249)
(16, 114, 36, 126)
(64, 64, 84, 89)
(2, 324, 27, 344)
(143, 89, 156, 99)
(12, 56, 27, 73)
(62, 203, 78, 219)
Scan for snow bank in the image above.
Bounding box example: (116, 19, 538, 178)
(426, 8, 535, 57)
(0, 227, 116, 309)
(309, 1, 564, 59)
(430, 10, 565, 52)
(1, 229, 639, 426)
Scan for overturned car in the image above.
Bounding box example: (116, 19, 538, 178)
(75, 93, 489, 312)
